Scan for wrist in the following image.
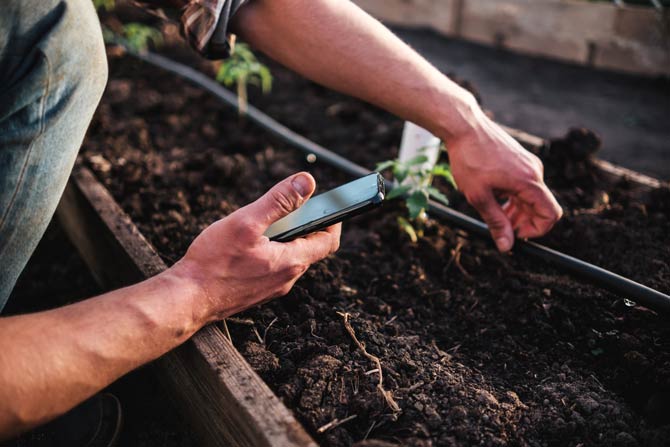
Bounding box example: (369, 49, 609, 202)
(160, 260, 217, 329)
(432, 85, 487, 150)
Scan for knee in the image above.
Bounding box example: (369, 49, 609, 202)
(44, 0, 108, 109)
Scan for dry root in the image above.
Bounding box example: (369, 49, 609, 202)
(446, 237, 472, 280)
(338, 312, 401, 415)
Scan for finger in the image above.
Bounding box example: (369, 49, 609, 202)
(470, 190, 515, 252)
(231, 172, 316, 238)
(503, 198, 525, 232)
(515, 183, 563, 238)
(280, 223, 342, 266)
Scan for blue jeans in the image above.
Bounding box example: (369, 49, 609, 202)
(0, 0, 108, 309)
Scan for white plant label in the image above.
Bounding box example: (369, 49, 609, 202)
(397, 121, 441, 187)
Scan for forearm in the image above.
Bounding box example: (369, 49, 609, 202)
(232, 0, 482, 142)
(0, 267, 205, 437)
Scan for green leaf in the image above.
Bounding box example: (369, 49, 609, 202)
(405, 155, 429, 167)
(93, 0, 115, 11)
(386, 185, 412, 200)
(215, 42, 273, 108)
(426, 187, 449, 206)
(407, 190, 429, 219)
(432, 163, 457, 189)
(397, 216, 418, 243)
(122, 23, 163, 52)
(375, 160, 396, 172)
(259, 66, 273, 93)
(394, 165, 409, 184)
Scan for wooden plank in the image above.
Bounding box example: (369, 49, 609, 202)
(591, 158, 664, 191)
(500, 124, 546, 150)
(56, 166, 317, 447)
(500, 124, 667, 191)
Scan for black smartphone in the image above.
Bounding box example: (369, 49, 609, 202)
(264, 172, 385, 242)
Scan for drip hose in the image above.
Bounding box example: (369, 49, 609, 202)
(129, 49, 670, 316)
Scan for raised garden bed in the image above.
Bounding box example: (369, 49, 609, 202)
(58, 46, 670, 447)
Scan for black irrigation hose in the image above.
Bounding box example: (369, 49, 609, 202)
(129, 49, 670, 316)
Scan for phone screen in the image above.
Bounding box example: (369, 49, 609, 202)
(264, 173, 384, 241)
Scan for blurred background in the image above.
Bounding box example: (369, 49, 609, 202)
(355, 0, 670, 179)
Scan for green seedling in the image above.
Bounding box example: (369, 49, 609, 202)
(93, 0, 162, 53)
(216, 43, 272, 115)
(93, 0, 115, 11)
(376, 146, 456, 242)
(101, 23, 163, 53)
(120, 23, 163, 52)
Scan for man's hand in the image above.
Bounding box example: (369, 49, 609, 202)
(446, 109, 563, 252)
(231, 0, 560, 252)
(171, 172, 341, 322)
(0, 172, 340, 437)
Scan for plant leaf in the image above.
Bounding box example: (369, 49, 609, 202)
(386, 185, 412, 200)
(397, 216, 418, 243)
(405, 155, 429, 166)
(407, 190, 429, 219)
(394, 165, 409, 184)
(375, 160, 396, 172)
(426, 187, 449, 206)
(432, 163, 457, 189)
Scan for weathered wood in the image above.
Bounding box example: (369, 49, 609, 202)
(56, 166, 317, 447)
(591, 158, 664, 191)
(500, 124, 546, 151)
(500, 124, 667, 192)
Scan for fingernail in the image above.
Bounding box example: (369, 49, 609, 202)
(291, 174, 310, 197)
(496, 236, 512, 252)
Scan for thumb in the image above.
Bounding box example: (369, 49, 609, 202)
(472, 191, 515, 252)
(244, 172, 316, 233)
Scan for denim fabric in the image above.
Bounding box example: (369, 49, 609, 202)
(0, 0, 108, 309)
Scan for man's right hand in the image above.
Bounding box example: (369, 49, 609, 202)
(170, 172, 341, 323)
(0, 172, 339, 436)
(445, 111, 563, 252)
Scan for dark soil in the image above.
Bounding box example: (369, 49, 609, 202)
(79, 41, 670, 447)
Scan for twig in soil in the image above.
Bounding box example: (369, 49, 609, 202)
(226, 317, 255, 326)
(221, 319, 232, 344)
(445, 238, 472, 280)
(403, 381, 425, 392)
(261, 317, 278, 345)
(252, 327, 263, 344)
(384, 315, 398, 326)
(431, 340, 452, 363)
(446, 343, 462, 354)
(316, 414, 358, 434)
(310, 320, 325, 341)
(337, 312, 402, 415)
(363, 420, 377, 440)
(589, 374, 606, 392)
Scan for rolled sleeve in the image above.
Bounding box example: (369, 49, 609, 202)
(136, 0, 248, 59)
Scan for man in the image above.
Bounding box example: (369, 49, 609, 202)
(0, 0, 562, 440)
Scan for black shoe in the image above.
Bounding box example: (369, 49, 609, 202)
(44, 393, 122, 447)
